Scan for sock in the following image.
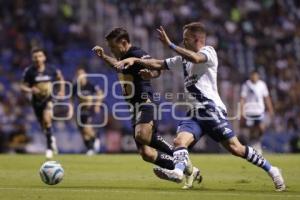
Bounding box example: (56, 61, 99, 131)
(173, 147, 189, 174)
(244, 146, 272, 172)
(154, 151, 174, 170)
(84, 137, 95, 150)
(44, 127, 52, 150)
(149, 134, 174, 156)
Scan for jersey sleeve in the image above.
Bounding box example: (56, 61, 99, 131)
(240, 83, 248, 98)
(164, 56, 182, 69)
(199, 46, 217, 67)
(22, 67, 31, 84)
(262, 82, 270, 97)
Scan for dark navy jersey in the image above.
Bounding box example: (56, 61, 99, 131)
(119, 46, 153, 104)
(22, 65, 58, 86)
(73, 81, 98, 98)
(22, 65, 59, 100)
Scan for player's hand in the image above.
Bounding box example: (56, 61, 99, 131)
(31, 86, 41, 95)
(92, 46, 105, 58)
(139, 69, 153, 80)
(156, 26, 172, 46)
(114, 58, 136, 71)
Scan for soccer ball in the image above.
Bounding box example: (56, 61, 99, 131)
(39, 161, 64, 185)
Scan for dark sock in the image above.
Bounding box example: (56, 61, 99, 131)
(44, 127, 52, 149)
(154, 151, 174, 170)
(149, 134, 174, 156)
(84, 137, 95, 150)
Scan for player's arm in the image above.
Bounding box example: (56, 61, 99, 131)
(239, 97, 245, 119)
(20, 70, 40, 95)
(139, 69, 161, 80)
(114, 57, 166, 70)
(92, 46, 119, 69)
(56, 69, 65, 97)
(156, 26, 207, 64)
(264, 96, 274, 117)
(20, 82, 42, 95)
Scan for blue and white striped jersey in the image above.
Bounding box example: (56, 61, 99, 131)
(165, 46, 227, 112)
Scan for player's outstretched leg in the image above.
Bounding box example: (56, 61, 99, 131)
(221, 136, 286, 191)
(153, 132, 202, 186)
(135, 123, 174, 156)
(138, 145, 174, 170)
(149, 134, 174, 156)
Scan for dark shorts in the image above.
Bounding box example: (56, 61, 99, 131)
(244, 114, 264, 127)
(32, 97, 52, 123)
(132, 102, 157, 148)
(176, 103, 235, 146)
(77, 107, 94, 129)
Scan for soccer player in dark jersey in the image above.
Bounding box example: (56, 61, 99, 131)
(92, 27, 174, 171)
(20, 48, 65, 159)
(72, 67, 103, 155)
(115, 23, 285, 191)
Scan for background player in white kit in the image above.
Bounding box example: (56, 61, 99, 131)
(115, 22, 285, 191)
(240, 71, 274, 154)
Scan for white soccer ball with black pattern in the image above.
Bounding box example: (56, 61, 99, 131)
(39, 161, 64, 185)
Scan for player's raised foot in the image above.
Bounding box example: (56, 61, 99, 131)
(50, 136, 58, 155)
(268, 166, 286, 191)
(86, 149, 95, 156)
(45, 149, 53, 160)
(153, 167, 184, 183)
(182, 167, 202, 189)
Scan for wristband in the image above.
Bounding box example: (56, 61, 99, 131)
(169, 42, 177, 50)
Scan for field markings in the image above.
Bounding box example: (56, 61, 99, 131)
(0, 187, 299, 198)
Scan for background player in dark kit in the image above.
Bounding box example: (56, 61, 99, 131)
(20, 48, 65, 159)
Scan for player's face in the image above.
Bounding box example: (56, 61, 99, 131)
(107, 39, 127, 58)
(183, 29, 205, 52)
(32, 51, 46, 66)
(77, 69, 87, 85)
(250, 73, 260, 83)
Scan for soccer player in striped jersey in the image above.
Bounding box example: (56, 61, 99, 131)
(115, 22, 285, 191)
(240, 71, 274, 154)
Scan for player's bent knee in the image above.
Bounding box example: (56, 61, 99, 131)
(173, 137, 189, 148)
(173, 137, 183, 147)
(138, 148, 156, 162)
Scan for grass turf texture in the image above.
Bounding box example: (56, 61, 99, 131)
(0, 154, 299, 200)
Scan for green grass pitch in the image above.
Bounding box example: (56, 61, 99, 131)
(0, 154, 299, 200)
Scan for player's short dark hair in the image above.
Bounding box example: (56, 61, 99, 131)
(250, 70, 259, 75)
(31, 47, 46, 55)
(183, 22, 206, 34)
(105, 27, 130, 43)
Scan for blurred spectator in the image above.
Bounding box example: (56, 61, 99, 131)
(0, 0, 299, 153)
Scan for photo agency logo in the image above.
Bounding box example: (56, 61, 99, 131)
(50, 73, 258, 127)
